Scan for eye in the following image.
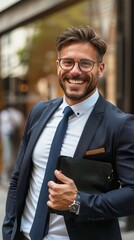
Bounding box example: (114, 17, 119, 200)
(80, 60, 93, 68)
(62, 59, 73, 67)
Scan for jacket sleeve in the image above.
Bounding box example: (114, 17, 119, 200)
(79, 115, 134, 220)
(2, 102, 45, 240)
(2, 111, 32, 240)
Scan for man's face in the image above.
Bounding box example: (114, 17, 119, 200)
(56, 42, 105, 105)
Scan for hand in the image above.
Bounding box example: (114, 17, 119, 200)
(47, 170, 78, 211)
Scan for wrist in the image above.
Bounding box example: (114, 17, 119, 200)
(69, 191, 80, 215)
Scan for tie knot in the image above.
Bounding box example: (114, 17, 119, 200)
(63, 106, 74, 117)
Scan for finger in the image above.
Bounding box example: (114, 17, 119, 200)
(48, 181, 60, 192)
(48, 180, 55, 188)
(54, 170, 73, 184)
(48, 187, 53, 194)
(48, 193, 54, 202)
(47, 200, 52, 208)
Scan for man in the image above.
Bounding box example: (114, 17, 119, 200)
(2, 25, 134, 240)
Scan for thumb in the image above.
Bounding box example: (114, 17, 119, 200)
(54, 170, 71, 184)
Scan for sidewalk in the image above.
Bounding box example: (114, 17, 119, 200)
(0, 182, 8, 240)
(120, 218, 134, 240)
(0, 181, 134, 240)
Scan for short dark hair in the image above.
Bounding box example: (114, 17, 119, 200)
(56, 25, 107, 61)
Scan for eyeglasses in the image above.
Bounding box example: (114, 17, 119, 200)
(58, 58, 101, 72)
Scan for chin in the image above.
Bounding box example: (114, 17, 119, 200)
(66, 93, 86, 101)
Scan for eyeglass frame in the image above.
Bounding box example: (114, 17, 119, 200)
(57, 58, 102, 73)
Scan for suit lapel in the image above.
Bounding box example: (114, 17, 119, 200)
(22, 98, 63, 166)
(74, 95, 106, 157)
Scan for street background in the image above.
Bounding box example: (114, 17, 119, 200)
(0, 181, 134, 240)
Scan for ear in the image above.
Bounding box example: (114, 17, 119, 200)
(98, 62, 105, 78)
(56, 59, 60, 75)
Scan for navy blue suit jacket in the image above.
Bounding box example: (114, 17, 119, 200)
(2, 94, 134, 240)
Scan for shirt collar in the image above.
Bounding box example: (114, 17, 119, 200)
(62, 90, 99, 117)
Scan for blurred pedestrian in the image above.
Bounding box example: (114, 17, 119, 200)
(0, 105, 25, 180)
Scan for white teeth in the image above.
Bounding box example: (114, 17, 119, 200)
(69, 80, 84, 84)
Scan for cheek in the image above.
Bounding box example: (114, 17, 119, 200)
(90, 69, 98, 79)
(57, 70, 63, 79)
(88, 72, 93, 81)
(57, 64, 63, 76)
(57, 68, 67, 79)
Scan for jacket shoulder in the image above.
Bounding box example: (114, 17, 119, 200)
(27, 98, 62, 131)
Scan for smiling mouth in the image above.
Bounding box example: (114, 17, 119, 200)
(68, 79, 85, 84)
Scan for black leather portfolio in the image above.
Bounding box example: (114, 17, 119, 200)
(55, 155, 119, 194)
(49, 155, 120, 214)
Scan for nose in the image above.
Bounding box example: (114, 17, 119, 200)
(70, 62, 81, 73)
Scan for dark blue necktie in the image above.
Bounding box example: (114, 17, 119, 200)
(30, 106, 74, 240)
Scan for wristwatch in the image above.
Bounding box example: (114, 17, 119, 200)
(69, 192, 80, 215)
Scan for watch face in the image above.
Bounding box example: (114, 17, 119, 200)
(71, 204, 79, 212)
(70, 202, 80, 214)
